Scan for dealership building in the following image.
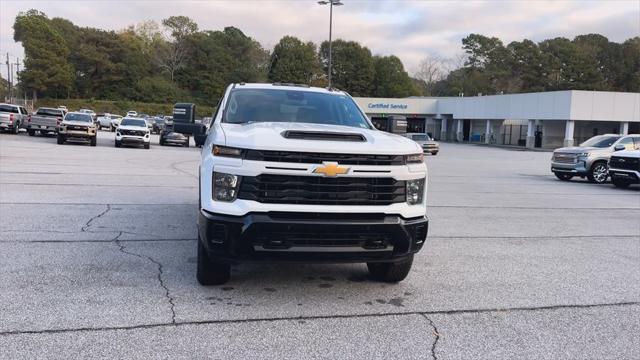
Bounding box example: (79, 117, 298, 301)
(354, 91, 640, 149)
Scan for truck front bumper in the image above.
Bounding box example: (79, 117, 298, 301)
(609, 168, 640, 183)
(551, 161, 588, 176)
(198, 210, 428, 264)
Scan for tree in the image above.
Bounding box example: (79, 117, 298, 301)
(414, 55, 447, 96)
(13, 10, 73, 100)
(158, 16, 198, 82)
(268, 36, 321, 84)
(319, 39, 375, 96)
(371, 55, 419, 97)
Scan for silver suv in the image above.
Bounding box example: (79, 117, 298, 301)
(551, 134, 640, 183)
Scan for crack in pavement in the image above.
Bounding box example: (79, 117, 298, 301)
(1, 301, 637, 337)
(421, 314, 440, 360)
(113, 232, 177, 325)
(81, 204, 112, 232)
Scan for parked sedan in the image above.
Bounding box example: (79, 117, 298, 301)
(96, 113, 121, 130)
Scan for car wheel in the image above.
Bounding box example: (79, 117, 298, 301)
(144, 142, 150, 149)
(611, 177, 631, 188)
(12, 125, 19, 134)
(554, 172, 573, 181)
(56, 134, 65, 145)
(587, 162, 608, 184)
(27, 129, 35, 136)
(367, 255, 414, 283)
(431, 151, 438, 155)
(110, 126, 115, 132)
(115, 140, 121, 148)
(90, 137, 97, 147)
(197, 237, 231, 285)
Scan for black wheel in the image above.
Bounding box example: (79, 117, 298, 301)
(12, 125, 19, 134)
(587, 162, 608, 184)
(90, 136, 97, 147)
(184, 139, 190, 148)
(197, 237, 231, 285)
(56, 134, 65, 145)
(144, 142, 150, 149)
(611, 177, 631, 188)
(110, 126, 115, 132)
(367, 255, 414, 283)
(27, 129, 35, 136)
(115, 140, 121, 148)
(554, 172, 573, 181)
(431, 151, 438, 156)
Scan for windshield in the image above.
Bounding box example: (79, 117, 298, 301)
(223, 89, 371, 129)
(580, 135, 621, 148)
(64, 113, 93, 122)
(411, 134, 430, 141)
(37, 108, 64, 117)
(120, 118, 147, 127)
(0, 105, 18, 113)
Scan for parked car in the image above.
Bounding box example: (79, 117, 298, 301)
(57, 112, 97, 146)
(115, 117, 151, 149)
(126, 110, 138, 117)
(0, 103, 29, 134)
(110, 115, 123, 132)
(551, 134, 640, 183)
(96, 113, 120, 130)
(152, 116, 165, 134)
(608, 150, 640, 188)
(58, 105, 68, 112)
(195, 83, 428, 285)
(27, 107, 66, 136)
(403, 132, 439, 155)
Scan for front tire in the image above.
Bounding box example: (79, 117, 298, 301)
(56, 134, 65, 145)
(27, 129, 35, 136)
(90, 136, 97, 146)
(611, 177, 631, 188)
(587, 162, 608, 184)
(144, 142, 150, 149)
(431, 151, 438, 156)
(367, 255, 414, 283)
(197, 237, 231, 285)
(115, 140, 121, 148)
(554, 172, 573, 181)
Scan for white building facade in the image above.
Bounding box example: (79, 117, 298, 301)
(354, 91, 640, 149)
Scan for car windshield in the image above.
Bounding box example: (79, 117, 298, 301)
(64, 113, 92, 122)
(411, 134, 430, 141)
(223, 89, 372, 129)
(37, 108, 63, 117)
(580, 135, 621, 148)
(0, 105, 18, 113)
(120, 118, 147, 127)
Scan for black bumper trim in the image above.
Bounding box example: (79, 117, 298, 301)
(198, 210, 428, 264)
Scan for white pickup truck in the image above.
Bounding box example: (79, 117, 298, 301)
(196, 83, 429, 285)
(27, 107, 66, 136)
(0, 103, 29, 134)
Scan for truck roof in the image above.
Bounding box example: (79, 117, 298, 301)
(232, 83, 347, 96)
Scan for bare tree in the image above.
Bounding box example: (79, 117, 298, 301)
(414, 55, 447, 96)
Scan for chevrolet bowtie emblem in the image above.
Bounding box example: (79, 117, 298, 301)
(313, 162, 350, 177)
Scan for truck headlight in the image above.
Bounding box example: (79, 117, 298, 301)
(213, 145, 243, 158)
(406, 153, 424, 163)
(406, 178, 425, 205)
(212, 172, 240, 202)
(577, 152, 590, 158)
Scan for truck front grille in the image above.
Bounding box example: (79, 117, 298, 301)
(609, 156, 640, 171)
(553, 153, 577, 163)
(68, 125, 88, 131)
(245, 150, 405, 166)
(120, 129, 146, 136)
(238, 174, 406, 205)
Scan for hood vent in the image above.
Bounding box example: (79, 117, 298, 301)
(282, 130, 366, 142)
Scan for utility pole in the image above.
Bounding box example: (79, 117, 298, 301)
(318, 0, 344, 89)
(5, 53, 11, 100)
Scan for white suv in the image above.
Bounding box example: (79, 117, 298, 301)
(115, 117, 151, 149)
(196, 83, 429, 285)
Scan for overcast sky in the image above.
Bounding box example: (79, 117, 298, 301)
(1, 0, 639, 80)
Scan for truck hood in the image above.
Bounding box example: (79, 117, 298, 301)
(118, 125, 148, 131)
(554, 146, 601, 154)
(62, 121, 93, 127)
(219, 122, 422, 155)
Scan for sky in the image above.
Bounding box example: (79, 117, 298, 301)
(1, 0, 639, 81)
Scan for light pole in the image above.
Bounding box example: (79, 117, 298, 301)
(318, 0, 343, 89)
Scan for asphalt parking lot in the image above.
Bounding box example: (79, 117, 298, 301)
(0, 130, 638, 359)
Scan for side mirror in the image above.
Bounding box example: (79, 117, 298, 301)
(613, 144, 625, 151)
